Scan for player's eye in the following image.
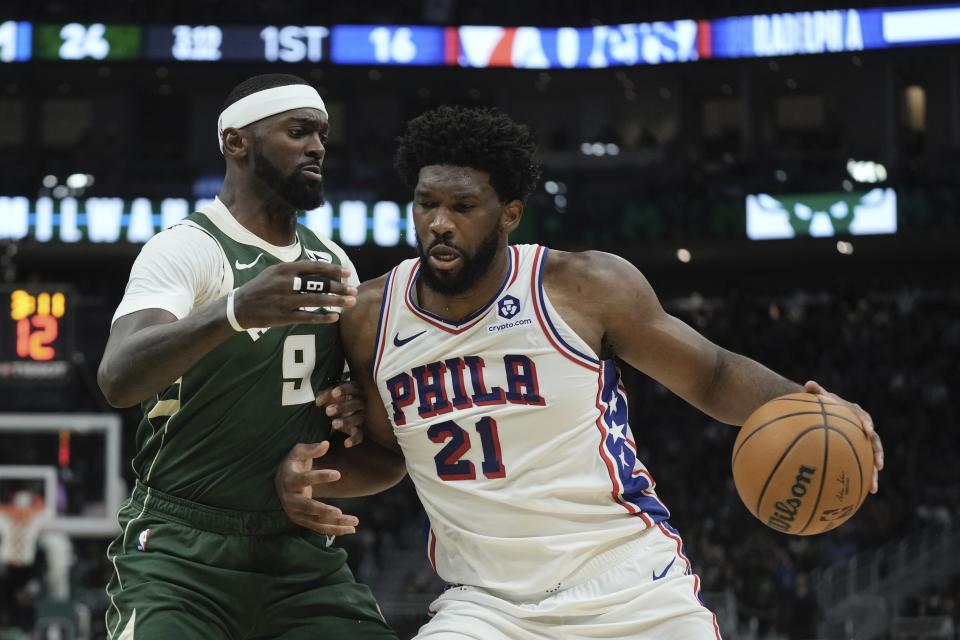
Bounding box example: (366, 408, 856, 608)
(288, 128, 304, 137)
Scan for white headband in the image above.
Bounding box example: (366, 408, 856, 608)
(217, 84, 327, 153)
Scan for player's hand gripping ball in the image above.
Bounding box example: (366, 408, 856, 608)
(732, 393, 873, 535)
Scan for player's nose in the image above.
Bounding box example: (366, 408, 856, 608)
(305, 132, 325, 159)
(428, 206, 456, 235)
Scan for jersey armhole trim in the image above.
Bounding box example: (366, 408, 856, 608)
(530, 246, 600, 371)
(372, 268, 398, 379)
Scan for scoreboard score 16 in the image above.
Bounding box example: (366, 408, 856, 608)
(0, 286, 74, 385)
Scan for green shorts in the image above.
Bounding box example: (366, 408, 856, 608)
(105, 482, 397, 640)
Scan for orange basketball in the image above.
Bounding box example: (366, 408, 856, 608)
(732, 392, 873, 535)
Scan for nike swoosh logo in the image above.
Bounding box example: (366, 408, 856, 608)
(306, 250, 333, 263)
(652, 557, 676, 581)
(393, 330, 426, 347)
(235, 253, 264, 270)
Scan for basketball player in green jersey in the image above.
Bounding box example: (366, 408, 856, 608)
(97, 74, 404, 639)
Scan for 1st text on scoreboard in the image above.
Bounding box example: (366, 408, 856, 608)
(146, 25, 331, 62)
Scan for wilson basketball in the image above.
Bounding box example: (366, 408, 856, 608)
(732, 392, 873, 535)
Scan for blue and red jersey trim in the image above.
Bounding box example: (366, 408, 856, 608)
(404, 246, 519, 335)
(372, 267, 400, 379)
(593, 359, 671, 525)
(529, 245, 669, 524)
(657, 522, 723, 638)
(529, 245, 600, 372)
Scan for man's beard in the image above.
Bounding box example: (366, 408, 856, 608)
(253, 148, 324, 210)
(416, 224, 501, 296)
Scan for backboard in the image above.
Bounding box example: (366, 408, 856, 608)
(0, 413, 124, 536)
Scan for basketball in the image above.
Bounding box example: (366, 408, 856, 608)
(732, 392, 873, 535)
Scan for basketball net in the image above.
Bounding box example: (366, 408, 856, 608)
(0, 491, 48, 566)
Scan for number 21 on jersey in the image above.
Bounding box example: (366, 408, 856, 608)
(429, 417, 506, 481)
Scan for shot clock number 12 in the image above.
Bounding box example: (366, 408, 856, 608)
(10, 289, 66, 361)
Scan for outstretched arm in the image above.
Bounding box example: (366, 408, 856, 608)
(551, 250, 882, 491)
(558, 251, 800, 424)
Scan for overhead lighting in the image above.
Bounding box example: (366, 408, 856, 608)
(66, 173, 91, 189)
(42, 175, 58, 188)
(836, 241, 854, 255)
(846, 158, 887, 183)
(545, 180, 559, 194)
(677, 248, 692, 263)
(581, 142, 621, 157)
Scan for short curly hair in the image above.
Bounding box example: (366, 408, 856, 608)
(394, 106, 542, 203)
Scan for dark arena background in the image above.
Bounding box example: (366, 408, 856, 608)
(1, 1, 958, 638)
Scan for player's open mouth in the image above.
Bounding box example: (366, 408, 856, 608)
(301, 165, 322, 181)
(428, 247, 462, 271)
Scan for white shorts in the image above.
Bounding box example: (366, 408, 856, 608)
(414, 522, 721, 640)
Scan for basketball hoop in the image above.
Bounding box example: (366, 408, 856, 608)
(0, 491, 48, 566)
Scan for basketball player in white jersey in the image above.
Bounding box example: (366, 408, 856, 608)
(279, 106, 884, 639)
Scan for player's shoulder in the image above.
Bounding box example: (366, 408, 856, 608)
(343, 272, 390, 328)
(340, 271, 391, 361)
(542, 247, 642, 294)
(356, 273, 390, 311)
(138, 218, 221, 260)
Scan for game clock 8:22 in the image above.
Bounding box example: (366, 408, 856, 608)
(0, 286, 74, 386)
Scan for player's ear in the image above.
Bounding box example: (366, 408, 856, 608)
(500, 200, 523, 234)
(222, 128, 249, 159)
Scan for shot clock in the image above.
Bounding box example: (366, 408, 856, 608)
(0, 286, 74, 388)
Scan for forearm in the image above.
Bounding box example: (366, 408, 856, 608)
(313, 441, 407, 498)
(98, 300, 235, 407)
(699, 348, 802, 425)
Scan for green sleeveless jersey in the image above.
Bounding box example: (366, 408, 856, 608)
(132, 211, 347, 511)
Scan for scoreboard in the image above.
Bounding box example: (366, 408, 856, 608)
(0, 21, 445, 65)
(34, 23, 141, 60)
(331, 25, 453, 65)
(145, 24, 454, 64)
(2, 5, 960, 66)
(146, 25, 331, 62)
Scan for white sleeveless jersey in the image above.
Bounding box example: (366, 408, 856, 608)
(373, 244, 670, 598)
